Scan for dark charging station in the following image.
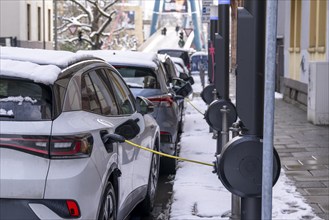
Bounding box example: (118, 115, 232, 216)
(201, 0, 281, 219)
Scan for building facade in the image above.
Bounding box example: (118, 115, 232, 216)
(279, 0, 328, 125)
(0, 0, 53, 49)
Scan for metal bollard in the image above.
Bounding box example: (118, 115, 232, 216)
(211, 89, 217, 139)
(220, 105, 230, 147)
(229, 122, 241, 220)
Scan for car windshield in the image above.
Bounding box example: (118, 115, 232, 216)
(0, 78, 52, 121)
(115, 67, 160, 89)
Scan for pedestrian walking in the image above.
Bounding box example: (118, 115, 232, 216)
(175, 25, 180, 35)
(162, 27, 167, 36)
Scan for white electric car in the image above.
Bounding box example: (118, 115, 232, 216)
(0, 47, 160, 220)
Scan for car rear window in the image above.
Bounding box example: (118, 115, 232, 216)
(158, 50, 189, 65)
(114, 67, 160, 89)
(0, 78, 52, 121)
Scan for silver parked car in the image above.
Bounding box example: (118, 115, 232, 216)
(77, 50, 193, 174)
(0, 47, 160, 220)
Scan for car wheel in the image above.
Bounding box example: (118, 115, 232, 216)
(98, 182, 117, 220)
(139, 143, 160, 215)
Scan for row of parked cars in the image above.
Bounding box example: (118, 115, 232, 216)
(0, 46, 193, 220)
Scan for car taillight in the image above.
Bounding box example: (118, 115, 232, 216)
(148, 95, 174, 107)
(0, 135, 49, 157)
(160, 131, 172, 143)
(50, 134, 93, 158)
(66, 200, 80, 217)
(187, 62, 191, 71)
(0, 134, 93, 159)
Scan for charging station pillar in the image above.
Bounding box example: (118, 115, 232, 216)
(208, 8, 218, 84)
(236, 1, 266, 219)
(236, 0, 266, 136)
(214, 3, 230, 101)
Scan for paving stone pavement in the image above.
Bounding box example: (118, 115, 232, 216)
(202, 73, 329, 219)
(274, 99, 329, 220)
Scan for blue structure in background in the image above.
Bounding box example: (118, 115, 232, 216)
(150, 0, 161, 36)
(150, 0, 202, 51)
(189, 0, 202, 51)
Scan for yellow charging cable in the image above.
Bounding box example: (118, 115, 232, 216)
(184, 98, 205, 116)
(125, 140, 213, 167)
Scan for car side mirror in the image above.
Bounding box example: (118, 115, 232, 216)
(187, 76, 194, 85)
(174, 95, 184, 101)
(172, 78, 193, 97)
(136, 96, 154, 115)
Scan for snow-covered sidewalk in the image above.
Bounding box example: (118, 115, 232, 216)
(169, 76, 321, 220)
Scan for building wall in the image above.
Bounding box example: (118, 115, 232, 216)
(277, 0, 286, 37)
(0, 0, 53, 49)
(282, 0, 328, 124)
(124, 5, 144, 46)
(0, 0, 20, 38)
(109, 4, 144, 50)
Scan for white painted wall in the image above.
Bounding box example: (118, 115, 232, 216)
(0, 0, 20, 37)
(327, 2, 329, 62)
(283, 0, 291, 80)
(277, 0, 286, 37)
(308, 62, 329, 125)
(0, 0, 53, 47)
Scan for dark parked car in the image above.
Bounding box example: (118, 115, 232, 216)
(157, 48, 191, 73)
(77, 50, 193, 174)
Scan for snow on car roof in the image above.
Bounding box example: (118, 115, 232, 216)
(77, 50, 158, 69)
(0, 47, 95, 84)
(1, 47, 93, 68)
(0, 59, 61, 85)
(191, 51, 208, 57)
(170, 56, 185, 65)
(174, 63, 184, 73)
(158, 48, 190, 52)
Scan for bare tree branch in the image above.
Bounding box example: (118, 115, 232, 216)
(86, 0, 110, 18)
(104, 0, 120, 12)
(66, 36, 94, 47)
(70, 0, 93, 22)
(101, 26, 124, 37)
(58, 0, 134, 50)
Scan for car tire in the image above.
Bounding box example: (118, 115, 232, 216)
(138, 143, 160, 215)
(160, 147, 177, 175)
(98, 182, 117, 220)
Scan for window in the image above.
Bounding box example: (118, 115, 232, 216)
(85, 70, 118, 116)
(48, 9, 51, 41)
(289, 0, 301, 52)
(81, 73, 101, 114)
(105, 69, 135, 115)
(63, 79, 81, 111)
(309, 0, 327, 54)
(38, 7, 41, 41)
(116, 66, 159, 89)
(53, 76, 71, 117)
(27, 4, 31, 41)
(0, 78, 52, 121)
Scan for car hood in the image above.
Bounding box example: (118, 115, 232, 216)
(0, 121, 52, 199)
